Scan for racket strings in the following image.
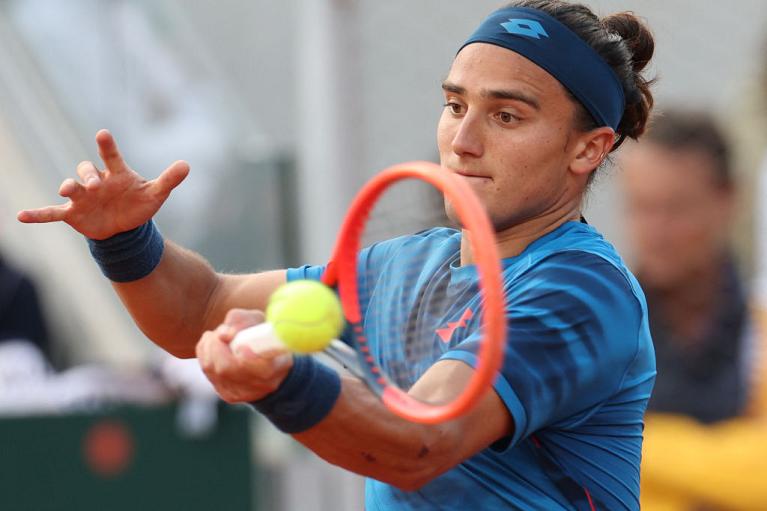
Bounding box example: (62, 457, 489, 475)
(351, 179, 488, 398)
(375, 271, 483, 392)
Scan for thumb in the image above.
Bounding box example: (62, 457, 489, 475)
(225, 309, 266, 332)
(153, 160, 190, 196)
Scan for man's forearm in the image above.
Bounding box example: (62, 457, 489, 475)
(291, 361, 511, 490)
(111, 240, 223, 357)
(293, 376, 459, 490)
(108, 236, 284, 358)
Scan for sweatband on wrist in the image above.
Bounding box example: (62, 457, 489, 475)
(250, 355, 342, 434)
(87, 220, 165, 282)
(459, 6, 626, 130)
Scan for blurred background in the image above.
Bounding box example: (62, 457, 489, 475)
(0, 0, 765, 510)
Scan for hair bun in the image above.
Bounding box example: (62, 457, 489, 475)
(602, 13, 654, 74)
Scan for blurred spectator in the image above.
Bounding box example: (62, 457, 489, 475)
(753, 158, 767, 416)
(0, 253, 51, 365)
(620, 109, 767, 510)
(758, 160, 767, 309)
(749, 57, 767, 420)
(0, 257, 196, 418)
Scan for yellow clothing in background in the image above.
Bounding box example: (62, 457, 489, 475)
(749, 307, 767, 418)
(641, 308, 767, 511)
(641, 413, 767, 510)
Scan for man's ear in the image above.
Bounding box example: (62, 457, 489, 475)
(569, 127, 616, 177)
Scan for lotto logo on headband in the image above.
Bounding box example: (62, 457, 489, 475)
(500, 19, 549, 39)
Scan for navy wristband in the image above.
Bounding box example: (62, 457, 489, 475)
(251, 355, 342, 434)
(87, 220, 165, 282)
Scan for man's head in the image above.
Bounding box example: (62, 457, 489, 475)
(439, 0, 655, 231)
(619, 110, 735, 290)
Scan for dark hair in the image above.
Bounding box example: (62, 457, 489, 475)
(506, 0, 656, 151)
(644, 109, 733, 189)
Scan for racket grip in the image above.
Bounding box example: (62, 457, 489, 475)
(230, 322, 286, 357)
(231, 323, 364, 379)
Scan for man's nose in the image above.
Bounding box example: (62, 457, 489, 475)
(451, 113, 484, 158)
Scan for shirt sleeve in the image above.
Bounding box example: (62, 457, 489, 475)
(441, 251, 643, 448)
(286, 264, 327, 283)
(286, 233, 421, 290)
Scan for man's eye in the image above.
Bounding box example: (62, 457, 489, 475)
(498, 112, 516, 123)
(444, 102, 463, 115)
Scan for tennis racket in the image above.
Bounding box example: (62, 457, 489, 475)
(233, 161, 506, 424)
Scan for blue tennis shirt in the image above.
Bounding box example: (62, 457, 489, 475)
(287, 221, 656, 510)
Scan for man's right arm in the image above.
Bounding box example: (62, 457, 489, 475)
(17, 129, 286, 358)
(112, 240, 286, 358)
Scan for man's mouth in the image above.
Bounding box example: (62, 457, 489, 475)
(452, 169, 493, 182)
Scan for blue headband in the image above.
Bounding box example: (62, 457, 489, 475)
(459, 6, 625, 130)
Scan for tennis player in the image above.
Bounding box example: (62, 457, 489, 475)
(18, 1, 657, 508)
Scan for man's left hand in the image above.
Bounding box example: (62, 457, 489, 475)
(196, 308, 293, 403)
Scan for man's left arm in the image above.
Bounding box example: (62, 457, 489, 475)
(197, 310, 512, 490)
(295, 360, 512, 490)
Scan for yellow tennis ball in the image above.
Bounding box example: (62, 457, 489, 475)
(266, 280, 344, 353)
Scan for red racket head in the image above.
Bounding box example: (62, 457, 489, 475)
(322, 161, 506, 424)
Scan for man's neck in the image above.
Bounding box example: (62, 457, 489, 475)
(460, 208, 581, 265)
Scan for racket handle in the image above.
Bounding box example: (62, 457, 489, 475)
(230, 322, 365, 380)
(230, 322, 286, 357)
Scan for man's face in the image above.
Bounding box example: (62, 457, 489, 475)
(437, 43, 586, 232)
(619, 142, 733, 289)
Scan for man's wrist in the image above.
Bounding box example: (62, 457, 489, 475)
(87, 220, 164, 282)
(250, 355, 342, 434)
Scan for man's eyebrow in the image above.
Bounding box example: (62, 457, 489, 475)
(441, 81, 466, 95)
(486, 89, 540, 110)
(441, 81, 540, 110)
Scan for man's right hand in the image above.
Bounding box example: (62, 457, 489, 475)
(17, 129, 190, 240)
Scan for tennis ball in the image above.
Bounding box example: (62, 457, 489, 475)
(266, 280, 344, 353)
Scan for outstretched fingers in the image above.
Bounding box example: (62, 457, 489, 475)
(58, 178, 86, 200)
(76, 161, 103, 190)
(152, 160, 190, 196)
(95, 129, 129, 174)
(17, 204, 69, 224)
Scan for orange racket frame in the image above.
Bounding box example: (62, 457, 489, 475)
(321, 161, 506, 424)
